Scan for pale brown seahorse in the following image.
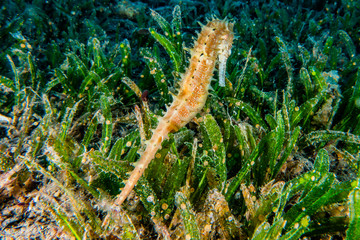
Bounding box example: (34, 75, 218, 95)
(115, 18, 234, 206)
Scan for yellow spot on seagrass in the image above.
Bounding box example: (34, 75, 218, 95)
(227, 153, 232, 158)
(220, 138, 223, 143)
(161, 79, 165, 83)
(204, 161, 208, 166)
(162, 203, 168, 210)
(190, 188, 195, 193)
(301, 217, 309, 227)
(181, 203, 186, 210)
(295, 106, 300, 111)
(241, 87, 245, 93)
(126, 141, 132, 147)
(120, 43, 125, 48)
(236, 101, 240, 106)
(186, 235, 191, 240)
(353, 62, 356, 66)
(20, 43, 26, 48)
(251, 161, 255, 166)
(212, 145, 218, 151)
(204, 224, 211, 232)
(106, 120, 111, 125)
(199, 143, 203, 148)
(150, 69, 156, 75)
(177, 31, 181, 36)
(141, 74, 144, 78)
(156, 153, 161, 159)
(294, 223, 299, 229)
(151, 211, 156, 216)
(105, 137, 109, 141)
(311, 175, 316, 181)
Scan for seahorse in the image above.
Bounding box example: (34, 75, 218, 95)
(115, 18, 234, 206)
